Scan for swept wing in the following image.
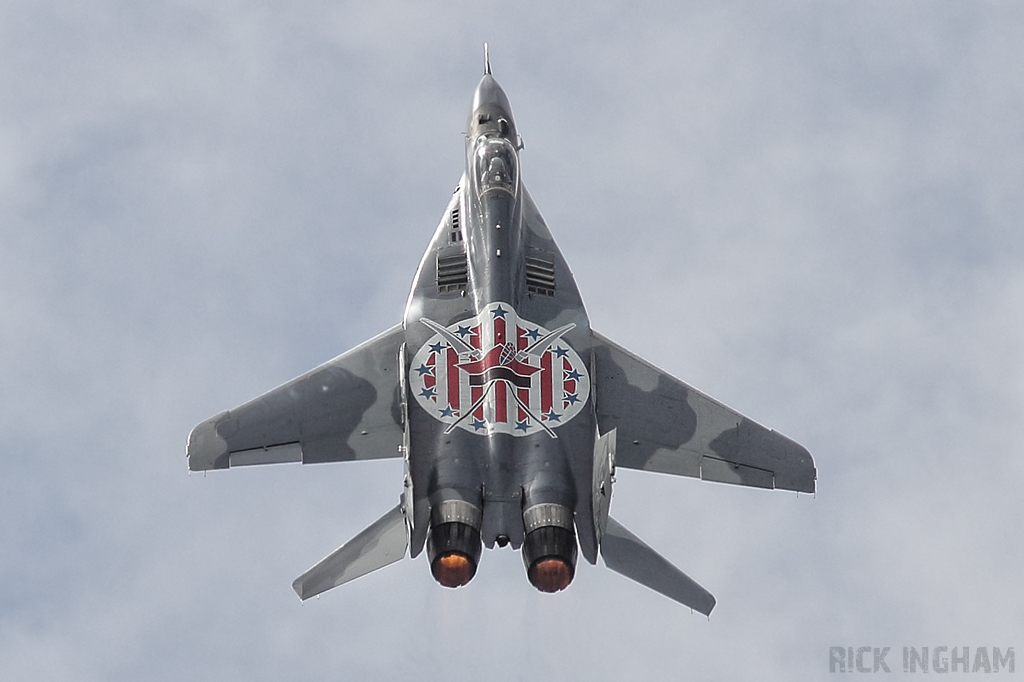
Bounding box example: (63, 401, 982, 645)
(187, 325, 406, 471)
(592, 331, 816, 493)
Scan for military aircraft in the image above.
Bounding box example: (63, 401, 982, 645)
(186, 48, 816, 616)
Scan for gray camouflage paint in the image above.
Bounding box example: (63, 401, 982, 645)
(292, 504, 407, 600)
(591, 332, 816, 493)
(186, 325, 405, 470)
(185, 64, 816, 611)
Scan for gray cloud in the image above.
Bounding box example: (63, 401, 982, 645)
(1, 1, 1022, 680)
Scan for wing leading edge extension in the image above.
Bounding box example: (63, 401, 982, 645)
(592, 331, 816, 493)
(187, 325, 406, 471)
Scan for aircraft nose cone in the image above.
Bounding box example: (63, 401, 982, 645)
(472, 75, 511, 113)
(467, 74, 517, 140)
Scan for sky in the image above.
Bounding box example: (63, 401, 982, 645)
(2, 1, 1022, 679)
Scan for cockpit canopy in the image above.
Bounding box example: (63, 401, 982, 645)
(474, 136, 519, 197)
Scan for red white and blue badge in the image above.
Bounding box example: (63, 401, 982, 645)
(411, 302, 590, 437)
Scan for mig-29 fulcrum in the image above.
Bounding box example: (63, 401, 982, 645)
(186, 47, 816, 616)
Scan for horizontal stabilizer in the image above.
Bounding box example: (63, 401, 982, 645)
(601, 515, 716, 616)
(292, 503, 408, 601)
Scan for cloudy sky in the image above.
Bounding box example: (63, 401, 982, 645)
(2, 1, 1022, 679)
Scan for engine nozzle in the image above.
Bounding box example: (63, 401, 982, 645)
(427, 500, 483, 589)
(522, 504, 577, 593)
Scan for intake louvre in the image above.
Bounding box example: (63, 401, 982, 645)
(450, 206, 462, 243)
(525, 256, 555, 297)
(437, 253, 469, 293)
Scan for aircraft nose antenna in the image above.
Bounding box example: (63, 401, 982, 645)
(484, 42, 491, 75)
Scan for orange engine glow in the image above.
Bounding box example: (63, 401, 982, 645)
(528, 557, 573, 593)
(431, 552, 476, 588)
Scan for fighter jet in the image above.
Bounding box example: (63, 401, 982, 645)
(186, 49, 816, 615)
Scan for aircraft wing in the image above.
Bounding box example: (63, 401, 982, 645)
(591, 331, 816, 493)
(187, 325, 406, 471)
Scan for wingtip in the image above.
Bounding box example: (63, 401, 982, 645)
(185, 413, 230, 471)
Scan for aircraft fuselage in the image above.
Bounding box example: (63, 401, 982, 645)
(402, 73, 597, 590)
